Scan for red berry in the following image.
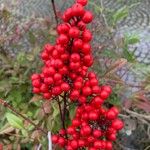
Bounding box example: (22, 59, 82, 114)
(31, 74, 40, 80)
(52, 86, 62, 96)
(76, 0, 88, 6)
(82, 126, 91, 135)
(100, 90, 110, 99)
(58, 34, 69, 45)
(73, 39, 83, 49)
(52, 135, 59, 143)
(72, 3, 85, 16)
(82, 86, 92, 96)
(69, 27, 80, 38)
(82, 29, 92, 42)
(111, 119, 124, 130)
(106, 141, 113, 150)
(58, 137, 65, 147)
(32, 79, 41, 88)
(93, 130, 102, 138)
(70, 140, 78, 149)
(70, 90, 80, 100)
(82, 11, 93, 23)
(78, 139, 85, 147)
(94, 141, 102, 149)
(82, 43, 91, 54)
(61, 83, 70, 91)
(71, 53, 80, 62)
(106, 110, 117, 120)
(43, 92, 52, 99)
(89, 111, 99, 120)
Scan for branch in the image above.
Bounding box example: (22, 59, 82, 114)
(51, 0, 58, 25)
(0, 98, 47, 135)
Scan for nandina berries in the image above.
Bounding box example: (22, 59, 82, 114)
(31, 0, 124, 149)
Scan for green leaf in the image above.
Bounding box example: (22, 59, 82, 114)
(113, 7, 128, 24)
(127, 35, 140, 45)
(69, 103, 76, 120)
(52, 102, 59, 118)
(6, 113, 24, 129)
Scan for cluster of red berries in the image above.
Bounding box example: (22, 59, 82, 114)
(52, 104, 123, 149)
(31, 0, 124, 149)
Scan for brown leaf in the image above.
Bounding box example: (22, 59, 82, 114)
(42, 101, 52, 114)
(29, 95, 42, 103)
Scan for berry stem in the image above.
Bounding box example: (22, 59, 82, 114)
(0, 98, 47, 135)
(63, 92, 68, 139)
(56, 97, 66, 130)
(51, 0, 58, 25)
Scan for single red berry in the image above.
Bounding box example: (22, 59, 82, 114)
(93, 130, 102, 138)
(69, 27, 80, 38)
(111, 119, 124, 130)
(70, 53, 80, 62)
(100, 90, 110, 99)
(61, 83, 70, 91)
(82, 86, 92, 96)
(43, 92, 52, 100)
(58, 34, 69, 45)
(82, 11, 93, 23)
(82, 29, 92, 42)
(94, 141, 102, 149)
(106, 141, 113, 150)
(70, 140, 78, 149)
(52, 135, 59, 143)
(76, 0, 88, 6)
(89, 111, 99, 120)
(58, 137, 65, 147)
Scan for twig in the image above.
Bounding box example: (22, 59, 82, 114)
(56, 98, 65, 129)
(48, 131, 52, 150)
(51, 0, 58, 25)
(124, 108, 150, 121)
(0, 98, 47, 135)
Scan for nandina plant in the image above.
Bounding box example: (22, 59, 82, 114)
(31, 0, 124, 149)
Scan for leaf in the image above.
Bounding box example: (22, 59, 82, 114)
(0, 124, 14, 135)
(127, 35, 140, 45)
(52, 102, 59, 118)
(113, 7, 128, 24)
(28, 31, 36, 45)
(69, 103, 76, 120)
(6, 113, 24, 129)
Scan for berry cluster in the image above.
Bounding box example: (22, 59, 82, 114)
(52, 104, 123, 149)
(31, 0, 124, 149)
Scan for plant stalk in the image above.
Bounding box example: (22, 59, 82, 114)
(51, 0, 58, 25)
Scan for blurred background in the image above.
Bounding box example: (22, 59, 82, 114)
(0, 0, 150, 149)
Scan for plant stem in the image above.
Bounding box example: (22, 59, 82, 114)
(56, 98, 65, 130)
(0, 98, 47, 135)
(63, 93, 68, 140)
(51, 0, 58, 25)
